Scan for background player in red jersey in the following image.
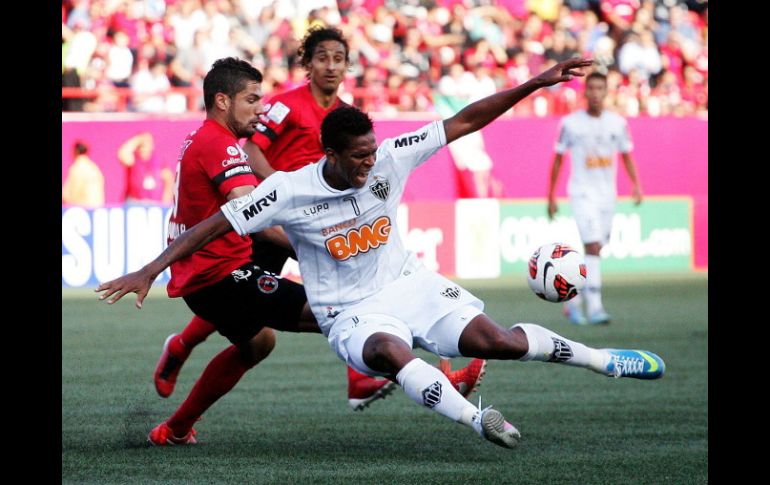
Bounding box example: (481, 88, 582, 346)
(155, 27, 486, 413)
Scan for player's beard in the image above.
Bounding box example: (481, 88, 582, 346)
(319, 82, 339, 97)
(229, 113, 257, 139)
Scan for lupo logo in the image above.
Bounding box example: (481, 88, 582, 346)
(325, 216, 391, 260)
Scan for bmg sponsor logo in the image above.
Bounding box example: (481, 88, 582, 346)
(325, 216, 391, 260)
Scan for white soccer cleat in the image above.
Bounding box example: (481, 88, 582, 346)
(470, 397, 520, 449)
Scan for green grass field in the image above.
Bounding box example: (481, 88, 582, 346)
(62, 272, 707, 484)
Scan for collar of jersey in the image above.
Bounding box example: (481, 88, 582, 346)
(204, 118, 237, 139)
(316, 158, 358, 195)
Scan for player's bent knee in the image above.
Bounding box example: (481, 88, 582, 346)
(362, 333, 414, 373)
(244, 327, 276, 365)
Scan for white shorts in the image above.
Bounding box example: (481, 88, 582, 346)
(571, 196, 615, 246)
(326, 267, 484, 376)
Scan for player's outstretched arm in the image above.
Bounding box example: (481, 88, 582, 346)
(95, 212, 234, 308)
(443, 57, 593, 144)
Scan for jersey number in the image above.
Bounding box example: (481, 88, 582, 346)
(343, 196, 360, 216)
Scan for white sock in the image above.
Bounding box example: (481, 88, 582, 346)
(565, 292, 583, 313)
(514, 323, 608, 373)
(584, 255, 603, 315)
(396, 358, 478, 426)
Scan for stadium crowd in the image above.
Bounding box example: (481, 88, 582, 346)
(62, 0, 707, 117)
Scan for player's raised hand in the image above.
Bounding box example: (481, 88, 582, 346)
(533, 58, 594, 87)
(95, 269, 157, 308)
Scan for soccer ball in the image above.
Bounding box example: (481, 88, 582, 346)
(527, 243, 586, 302)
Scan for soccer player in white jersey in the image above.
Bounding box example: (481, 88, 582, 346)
(98, 58, 665, 449)
(547, 72, 643, 325)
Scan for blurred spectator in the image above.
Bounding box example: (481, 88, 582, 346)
(599, 0, 641, 40)
(617, 30, 662, 82)
(63, 140, 105, 208)
(169, 0, 207, 51)
(169, 29, 208, 87)
(118, 132, 174, 204)
(544, 29, 579, 63)
(106, 31, 134, 87)
(130, 59, 176, 112)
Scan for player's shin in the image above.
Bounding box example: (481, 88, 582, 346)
(513, 323, 607, 373)
(396, 359, 476, 422)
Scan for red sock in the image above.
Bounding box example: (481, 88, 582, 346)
(167, 345, 254, 435)
(176, 316, 217, 357)
(347, 365, 372, 382)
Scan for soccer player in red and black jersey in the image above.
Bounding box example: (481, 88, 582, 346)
(145, 57, 324, 444)
(154, 27, 486, 417)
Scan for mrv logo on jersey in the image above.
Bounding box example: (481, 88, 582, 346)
(394, 131, 428, 148)
(240, 190, 277, 220)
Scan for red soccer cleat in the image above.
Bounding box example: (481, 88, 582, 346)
(445, 358, 487, 398)
(147, 421, 197, 446)
(154, 334, 188, 398)
(347, 367, 397, 411)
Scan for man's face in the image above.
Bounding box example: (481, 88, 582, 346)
(327, 132, 377, 189)
(226, 80, 264, 138)
(308, 40, 348, 95)
(585, 77, 608, 112)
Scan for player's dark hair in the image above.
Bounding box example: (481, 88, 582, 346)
(74, 141, 89, 155)
(203, 57, 263, 111)
(321, 106, 373, 153)
(298, 26, 349, 70)
(586, 72, 608, 84)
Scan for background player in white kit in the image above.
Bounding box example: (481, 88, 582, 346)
(547, 72, 643, 325)
(98, 58, 665, 449)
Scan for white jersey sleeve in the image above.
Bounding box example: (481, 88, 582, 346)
(220, 171, 292, 235)
(380, 121, 447, 177)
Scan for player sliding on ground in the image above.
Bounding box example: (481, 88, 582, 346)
(98, 57, 665, 448)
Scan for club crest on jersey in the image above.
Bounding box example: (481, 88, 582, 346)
(369, 177, 390, 201)
(232, 269, 252, 282)
(441, 286, 460, 299)
(257, 274, 279, 293)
